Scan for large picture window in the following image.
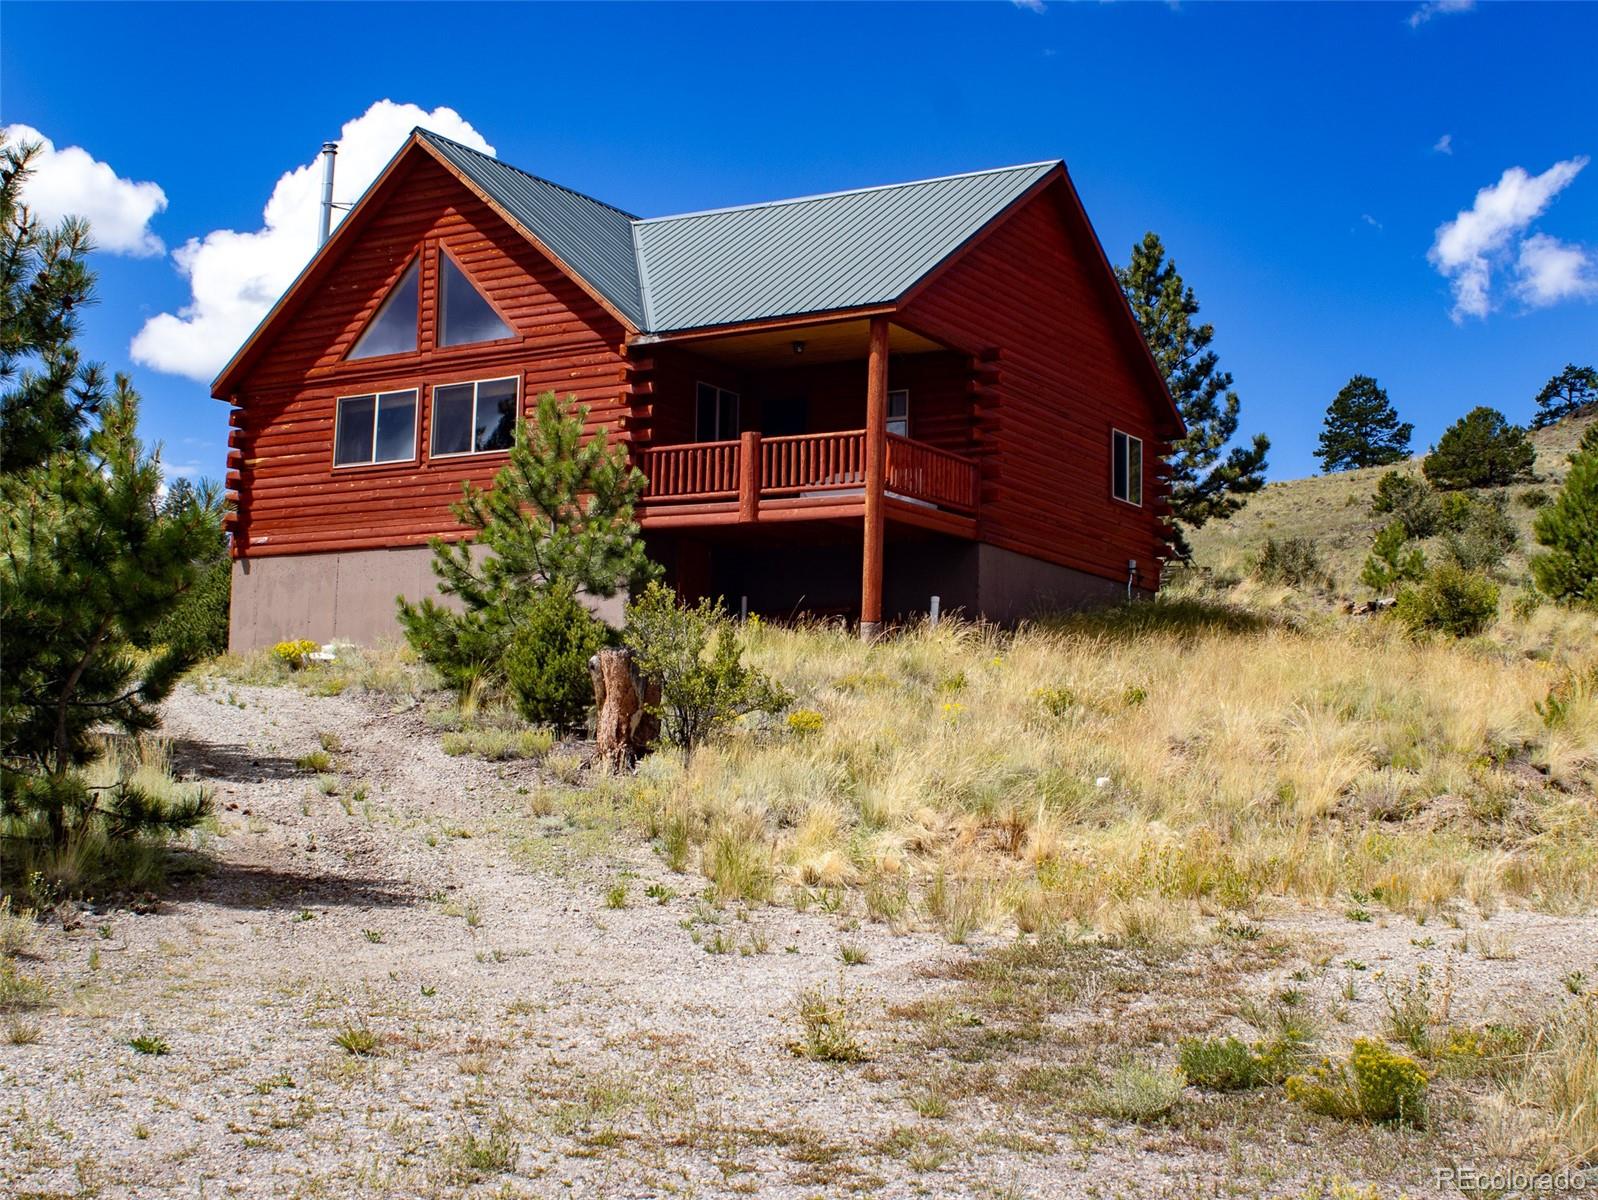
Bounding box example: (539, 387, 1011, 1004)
(348, 259, 420, 360)
(1112, 429, 1143, 506)
(695, 381, 739, 441)
(334, 389, 417, 467)
(431, 376, 520, 457)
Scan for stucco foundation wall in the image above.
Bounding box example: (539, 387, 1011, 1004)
(229, 547, 624, 652)
(975, 542, 1149, 622)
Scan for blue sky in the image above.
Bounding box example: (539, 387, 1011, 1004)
(3, 1, 1594, 483)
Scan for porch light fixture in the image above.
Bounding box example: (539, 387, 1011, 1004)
(792, 340, 805, 355)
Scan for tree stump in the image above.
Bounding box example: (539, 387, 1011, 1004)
(590, 648, 659, 771)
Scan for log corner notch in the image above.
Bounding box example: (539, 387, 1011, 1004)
(858, 315, 891, 642)
(590, 648, 660, 771)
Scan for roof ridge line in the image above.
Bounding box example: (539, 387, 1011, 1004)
(415, 127, 642, 222)
(631, 161, 1061, 226)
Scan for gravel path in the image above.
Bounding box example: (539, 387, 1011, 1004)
(3, 681, 1594, 1198)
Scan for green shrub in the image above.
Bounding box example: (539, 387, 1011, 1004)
(1254, 536, 1326, 588)
(1531, 424, 1598, 605)
(622, 582, 790, 752)
(1422, 406, 1536, 490)
(1179, 1024, 1310, 1091)
(1360, 520, 1426, 592)
(1286, 1038, 1428, 1126)
(1518, 487, 1552, 509)
(1442, 493, 1518, 574)
(1395, 564, 1499, 637)
(148, 555, 230, 658)
(1178, 1036, 1264, 1091)
(502, 584, 611, 730)
(1371, 471, 1440, 539)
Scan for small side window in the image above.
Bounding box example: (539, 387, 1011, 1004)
(695, 381, 740, 440)
(887, 389, 910, 437)
(334, 389, 417, 467)
(1112, 429, 1143, 506)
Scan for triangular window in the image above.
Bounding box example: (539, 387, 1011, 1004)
(349, 258, 419, 359)
(439, 253, 512, 347)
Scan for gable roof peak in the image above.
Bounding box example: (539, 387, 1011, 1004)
(413, 128, 641, 221)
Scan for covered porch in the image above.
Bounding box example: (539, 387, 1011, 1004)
(622, 313, 999, 635)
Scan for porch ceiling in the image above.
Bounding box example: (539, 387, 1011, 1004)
(647, 317, 944, 368)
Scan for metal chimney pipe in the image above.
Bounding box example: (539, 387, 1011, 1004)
(317, 142, 338, 247)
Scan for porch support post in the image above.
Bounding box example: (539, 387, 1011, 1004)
(738, 431, 761, 523)
(860, 315, 890, 641)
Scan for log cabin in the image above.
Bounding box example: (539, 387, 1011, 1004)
(213, 130, 1182, 650)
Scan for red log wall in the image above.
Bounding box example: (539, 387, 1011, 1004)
(903, 181, 1171, 590)
(228, 153, 629, 558)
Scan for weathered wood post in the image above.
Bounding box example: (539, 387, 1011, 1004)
(590, 648, 660, 771)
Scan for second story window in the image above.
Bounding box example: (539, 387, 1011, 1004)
(887, 389, 910, 437)
(695, 382, 739, 441)
(431, 376, 520, 457)
(334, 389, 417, 467)
(439, 253, 512, 347)
(348, 259, 420, 359)
(1112, 429, 1143, 506)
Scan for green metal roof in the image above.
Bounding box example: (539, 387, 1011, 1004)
(419, 131, 1056, 334)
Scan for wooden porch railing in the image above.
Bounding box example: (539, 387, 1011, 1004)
(637, 430, 978, 516)
(886, 434, 980, 513)
(637, 438, 740, 500)
(760, 430, 866, 496)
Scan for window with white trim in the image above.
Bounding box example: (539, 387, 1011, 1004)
(334, 389, 417, 467)
(348, 259, 420, 359)
(695, 381, 739, 440)
(886, 389, 910, 437)
(1112, 429, 1143, 506)
(431, 376, 520, 457)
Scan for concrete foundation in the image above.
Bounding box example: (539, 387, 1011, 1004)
(230, 537, 1142, 651)
(228, 547, 625, 652)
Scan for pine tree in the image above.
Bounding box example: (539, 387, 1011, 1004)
(1117, 232, 1269, 559)
(1530, 364, 1598, 430)
(1, 379, 220, 848)
(396, 391, 658, 694)
(0, 136, 105, 474)
(1421, 406, 1536, 490)
(1315, 375, 1412, 472)
(1530, 424, 1598, 604)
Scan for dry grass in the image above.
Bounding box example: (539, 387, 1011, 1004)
(620, 594, 1597, 939)
(1488, 994, 1598, 1170)
(192, 639, 436, 699)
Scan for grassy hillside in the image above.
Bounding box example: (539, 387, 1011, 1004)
(1189, 411, 1596, 591)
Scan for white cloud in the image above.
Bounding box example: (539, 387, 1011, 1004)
(1361, 213, 1383, 231)
(1433, 133, 1453, 156)
(131, 100, 493, 383)
(1012, 0, 1046, 11)
(1428, 156, 1589, 321)
(1408, 0, 1473, 28)
(1515, 233, 1597, 307)
(2, 124, 167, 256)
